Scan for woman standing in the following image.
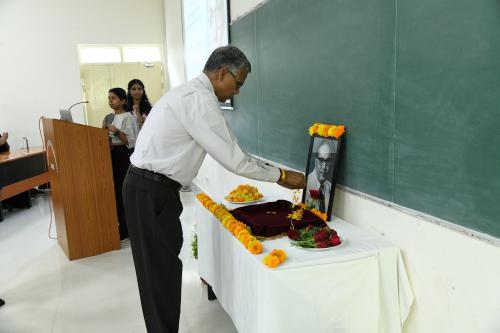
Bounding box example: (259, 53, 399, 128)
(107, 87, 138, 241)
(126, 79, 152, 128)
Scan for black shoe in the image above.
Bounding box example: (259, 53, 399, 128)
(0, 298, 5, 307)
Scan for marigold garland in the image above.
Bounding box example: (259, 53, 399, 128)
(308, 122, 345, 139)
(197, 193, 325, 269)
(263, 249, 287, 268)
(196, 193, 263, 255)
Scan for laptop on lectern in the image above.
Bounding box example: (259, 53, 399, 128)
(59, 109, 73, 122)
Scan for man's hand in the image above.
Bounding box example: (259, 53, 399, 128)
(108, 125, 118, 133)
(277, 169, 306, 189)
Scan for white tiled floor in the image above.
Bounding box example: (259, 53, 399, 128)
(0, 189, 238, 333)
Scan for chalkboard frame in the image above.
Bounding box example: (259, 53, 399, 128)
(302, 135, 343, 221)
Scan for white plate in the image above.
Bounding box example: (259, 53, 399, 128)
(225, 197, 263, 205)
(290, 236, 345, 251)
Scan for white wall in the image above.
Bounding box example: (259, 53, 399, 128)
(0, 0, 165, 149)
(192, 1, 500, 333)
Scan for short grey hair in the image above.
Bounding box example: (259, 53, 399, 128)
(203, 45, 251, 74)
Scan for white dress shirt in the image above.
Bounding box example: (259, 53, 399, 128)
(109, 112, 139, 149)
(305, 169, 332, 211)
(130, 73, 280, 186)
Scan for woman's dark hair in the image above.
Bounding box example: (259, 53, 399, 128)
(126, 79, 152, 116)
(109, 87, 127, 101)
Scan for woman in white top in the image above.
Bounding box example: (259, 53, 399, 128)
(125, 79, 152, 129)
(106, 87, 138, 240)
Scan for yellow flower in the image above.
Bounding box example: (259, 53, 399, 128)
(263, 255, 280, 268)
(233, 225, 245, 236)
(310, 208, 327, 221)
(308, 124, 318, 136)
(287, 208, 303, 221)
(309, 123, 345, 138)
(241, 234, 252, 247)
(246, 237, 257, 248)
(237, 229, 250, 241)
(222, 218, 234, 229)
(327, 125, 338, 137)
(248, 241, 263, 254)
(225, 184, 263, 202)
(207, 202, 218, 212)
(228, 222, 239, 234)
(317, 124, 331, 137)
(220, 214, 232, 223)
(333, 125, 345, 138)
(213, 206, 223, 217)
(270, 249, 287, 263)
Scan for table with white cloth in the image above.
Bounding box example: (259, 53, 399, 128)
(195, 195, 414, 333)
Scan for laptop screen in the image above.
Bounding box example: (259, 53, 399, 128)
(59, 109, 73, 122)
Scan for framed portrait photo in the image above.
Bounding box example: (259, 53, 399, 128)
(302, 135, 342, 221)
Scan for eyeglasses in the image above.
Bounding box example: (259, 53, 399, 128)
(316, 157, 332, 165)
(227, 70, 244, 89)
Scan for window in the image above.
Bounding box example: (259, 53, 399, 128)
(182, 0, 229, 80)
(79, 47, 121, 64)
(182, 0, 233, 109)
(122, 46, 162, 63)
(78, 45, 162, 64)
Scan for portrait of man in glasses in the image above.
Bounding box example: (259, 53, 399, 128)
(304, 138, 337, 213)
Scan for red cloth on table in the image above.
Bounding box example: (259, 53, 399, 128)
(230, 200, 325, 237)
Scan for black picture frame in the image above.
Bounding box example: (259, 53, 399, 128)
(302, 135, 343, 221)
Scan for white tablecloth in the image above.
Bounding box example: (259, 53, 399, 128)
(195, 196, 414, 333)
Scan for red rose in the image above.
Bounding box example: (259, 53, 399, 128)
(309, 189, 321, 199)
(313, 229, 330, 242)
(329, 235, 341, 246)
(315, 240, 329, 248)
(287, 229, 299, 240)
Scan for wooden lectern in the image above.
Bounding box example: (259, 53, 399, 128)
(42, 118, 120, 260)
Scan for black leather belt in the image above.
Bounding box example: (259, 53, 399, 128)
(129, 165, 181, 189)
(110, 144, 127, 150)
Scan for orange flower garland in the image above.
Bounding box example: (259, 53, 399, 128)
(263, 249, 287, 268)
(196, 193, 263, 255)
(308, 123, 345, 139)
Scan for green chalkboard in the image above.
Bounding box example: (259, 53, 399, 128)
(226, 0, 500, 238)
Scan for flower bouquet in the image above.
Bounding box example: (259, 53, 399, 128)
(225, 184, 263, 203)
(287, 225, 342, 249)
